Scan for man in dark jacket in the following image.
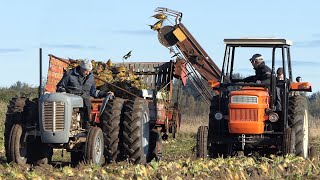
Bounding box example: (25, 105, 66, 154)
(243, 54, 272, 83)
(56, 59, 107, 128)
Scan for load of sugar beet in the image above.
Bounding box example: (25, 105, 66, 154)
(67, 59, 148, 99)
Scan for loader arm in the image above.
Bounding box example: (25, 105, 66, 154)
(154, 7, 222, 102)
(164, 23, 222, 82)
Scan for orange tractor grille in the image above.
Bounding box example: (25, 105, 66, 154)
(229, 109, 258, 121)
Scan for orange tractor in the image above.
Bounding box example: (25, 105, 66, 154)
(152, 7, 313, 158)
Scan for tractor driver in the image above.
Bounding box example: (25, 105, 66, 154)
(243, 54, 272, 83)
(56, 60, 109, 129)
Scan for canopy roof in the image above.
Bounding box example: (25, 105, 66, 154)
(224, 38, 293, 46)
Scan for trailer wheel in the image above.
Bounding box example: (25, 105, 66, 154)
(100, 98, 125, 163)
(196, 126, 208, 158)
(148, 129, 162, 161)
(7, 124, 28, 164)
(85, 127, 104, 165)
(5, 97, 28, 163)
(123, 99, 150, 164)
(288, 95, 309, 158)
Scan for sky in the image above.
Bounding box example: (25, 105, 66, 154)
(1, 1, 320, 92)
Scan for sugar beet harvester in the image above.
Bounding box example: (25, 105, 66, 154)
(152, 7, 313, 158)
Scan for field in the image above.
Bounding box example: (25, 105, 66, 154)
(1, 101, 320, 179)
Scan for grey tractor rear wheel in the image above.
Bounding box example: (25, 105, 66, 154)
(196, 126, 208, 158)
(122, 99, 150, 164)
(85, 127, 104, 165)
(100, 98, 125, 163)
(5, 97, 29, 164)
(5, 97, 27, 162)
(288, 95, 309, 158)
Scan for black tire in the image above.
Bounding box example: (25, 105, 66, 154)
(5, 97, 28, 163)
(71, 151, 84, 167)
(85, 127, 104, 165)
(196, 126, 208, 158)
(123, 99, 150, 164)
(148, 129, 162, 162)
(288, 95, 309, 158)
(8, 124, 28, 164)
(100, 98, 125, 163)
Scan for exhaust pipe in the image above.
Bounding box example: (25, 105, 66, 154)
(39, 48, 43, 98)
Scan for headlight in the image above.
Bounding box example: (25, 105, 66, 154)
(268, 112, 279, 122)
(214, 112, 223, 120)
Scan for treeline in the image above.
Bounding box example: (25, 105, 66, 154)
(0, 81, 38, 102)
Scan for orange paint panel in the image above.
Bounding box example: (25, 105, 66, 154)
(230, 109, 258, 121)
(230, 88, 269, 97)
(229, 121, 265, 134)
(290, 82, 312, 92)
(229, 103, 268, 109)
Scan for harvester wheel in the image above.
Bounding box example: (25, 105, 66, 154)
(288, 95, 309, 158)
(123, 99, 150, 164)
(8, 124, 28, 164)
(148, 128, 162, 161)
(100, 98, 125, 163)
(84, 127, 104, 165)
(196, 126, 208, 158)
(5, 97, 28, 163)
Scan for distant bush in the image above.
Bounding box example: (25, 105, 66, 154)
(0, 81, 38, 102)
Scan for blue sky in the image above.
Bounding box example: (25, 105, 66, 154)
(1, 1, 320, 92)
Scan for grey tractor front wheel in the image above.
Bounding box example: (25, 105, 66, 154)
(85, 127, 104, 165)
